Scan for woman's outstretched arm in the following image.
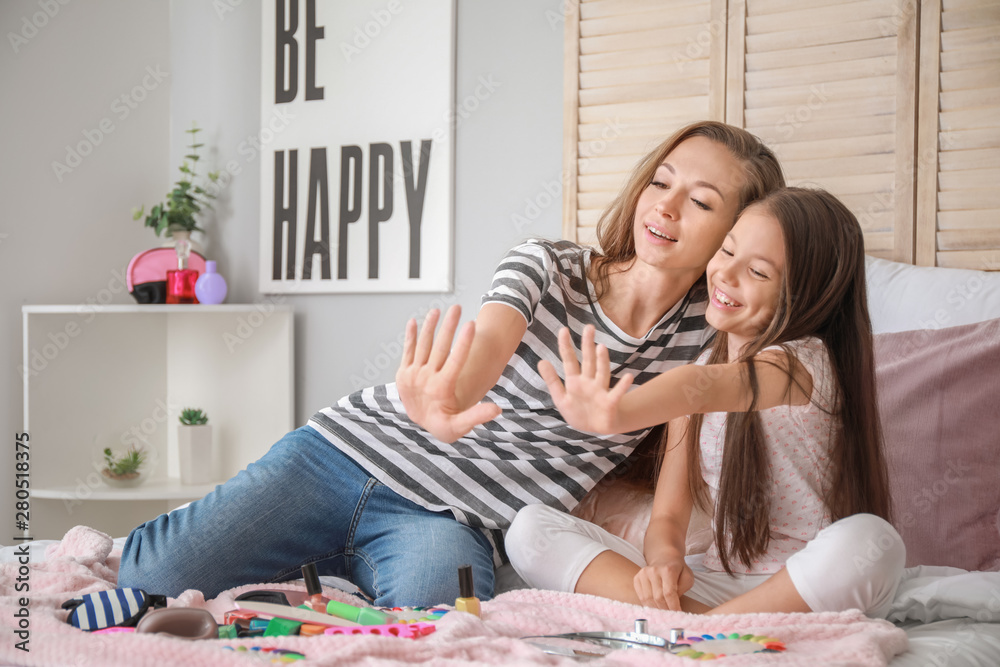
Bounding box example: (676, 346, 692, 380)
(396, 303, 527, 443)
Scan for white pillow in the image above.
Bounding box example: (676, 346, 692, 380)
(865, 256, 1000, 334)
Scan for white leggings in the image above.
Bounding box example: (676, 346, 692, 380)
(505, 505, 906, 618)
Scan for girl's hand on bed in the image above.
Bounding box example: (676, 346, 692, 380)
(396, 305, 502, 443)
(538, 326, 633, 435)
(633, 558, 694, 611)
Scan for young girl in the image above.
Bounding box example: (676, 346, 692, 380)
(505, 188, 905, 618)
(118, 121, 784, 607)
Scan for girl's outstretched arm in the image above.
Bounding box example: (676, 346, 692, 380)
(540, 325, 813, 435)
(396, 303, 526, 443)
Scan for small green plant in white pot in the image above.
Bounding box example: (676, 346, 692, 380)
(177, 408, 216, 485)
(180, 408, 209, 426)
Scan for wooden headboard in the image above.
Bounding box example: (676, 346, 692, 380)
(562, 0, 999, 270)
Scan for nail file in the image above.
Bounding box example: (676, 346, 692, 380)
(234, 600, 363, 627)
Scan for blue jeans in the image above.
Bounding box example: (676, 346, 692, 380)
(117, 426, 495, 606)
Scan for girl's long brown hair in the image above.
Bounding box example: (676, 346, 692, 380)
(590, 121, 785, 301)
(688, 187, 892, 574)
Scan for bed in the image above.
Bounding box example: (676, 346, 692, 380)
(2, 256, 998, 666)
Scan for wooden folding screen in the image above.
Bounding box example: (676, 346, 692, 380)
(563, 0, 728, 245)
(916, 0, 1000, 269)
(729, 0, 918, 262)
(562, 0, 999, 269)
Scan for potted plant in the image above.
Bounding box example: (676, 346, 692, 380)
(177, 408, 216, 485)
(132, 123, 220, 240)
(128, 123, 221, 304)
(101, 445, 148, 487)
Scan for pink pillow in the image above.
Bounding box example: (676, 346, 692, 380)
(875, 318, 1000, 571)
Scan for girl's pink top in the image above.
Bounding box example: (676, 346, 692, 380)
(698, 336, 837, 574)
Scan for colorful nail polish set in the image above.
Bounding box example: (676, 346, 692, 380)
(221, 563, 459, 645)
(672, 632, 786, 660)
(82, 564, 471, 665)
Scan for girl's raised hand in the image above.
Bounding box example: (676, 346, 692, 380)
(537, 325, 634, 434)
(633, 557, 694, 611)
(396, 305, 502, 443)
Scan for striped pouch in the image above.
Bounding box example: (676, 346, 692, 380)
(62, 588, 167, 631)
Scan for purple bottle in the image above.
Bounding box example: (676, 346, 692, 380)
(195, 260, 228, 305)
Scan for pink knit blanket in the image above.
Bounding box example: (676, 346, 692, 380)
(0, 526, 908, 666)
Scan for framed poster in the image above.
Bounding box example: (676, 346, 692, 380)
(260, 0, 455, 294)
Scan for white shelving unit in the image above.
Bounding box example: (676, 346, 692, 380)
(23, 304, 295, 539)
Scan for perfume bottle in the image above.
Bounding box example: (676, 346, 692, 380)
(195, 260, 228, 305)
(166, 234, 199, 304)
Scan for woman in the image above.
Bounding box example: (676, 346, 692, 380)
(117, 121, 784, 606)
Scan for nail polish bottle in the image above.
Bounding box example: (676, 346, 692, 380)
(301, 563, 328, 613)
(454, 565, 480, 617)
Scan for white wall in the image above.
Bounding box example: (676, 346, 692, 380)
(167, 0, 565, 424)
(0, 0, 172, 536)
(0, 0, 563, 537)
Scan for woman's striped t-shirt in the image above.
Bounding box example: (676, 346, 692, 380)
(308, 240, 713, 557)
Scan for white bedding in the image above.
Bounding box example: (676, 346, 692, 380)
(892, 620, 1000, 667)
(884, 566, 1000, 666)
(888, 566, 1000, 625)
